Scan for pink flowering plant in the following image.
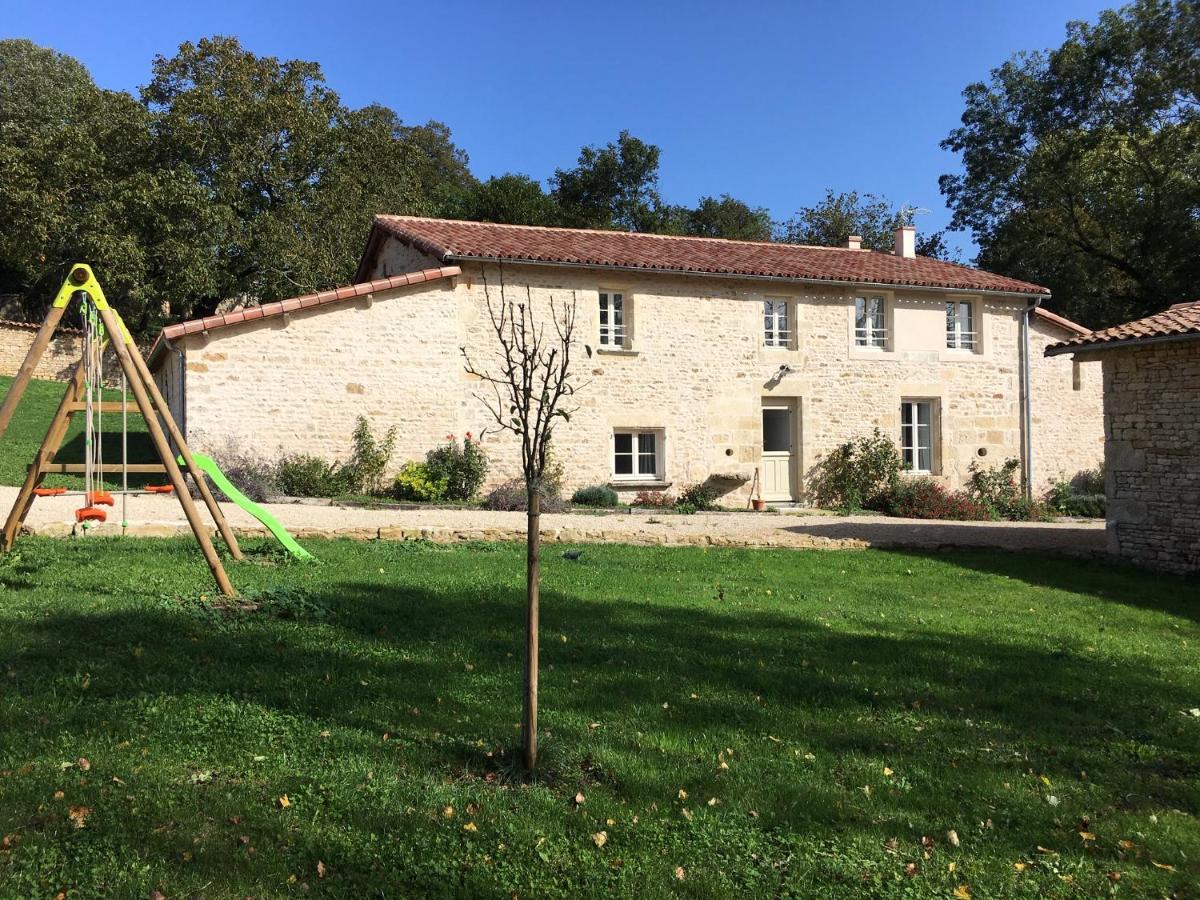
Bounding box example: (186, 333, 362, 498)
(424, 432, 490, 501)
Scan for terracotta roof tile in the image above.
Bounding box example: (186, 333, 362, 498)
(1045, 300, 1200, 354)
(370, 215, 1050, 296)
(150, 267, 461, 361)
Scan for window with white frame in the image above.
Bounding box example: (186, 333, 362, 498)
(854, 295, 887, 348)
(945, 300, 977, 350)
(900, 400, 936, 473)
(598, 291, 626, 347)
(763, 298, 790, 348)
(613, 430, 662, 479)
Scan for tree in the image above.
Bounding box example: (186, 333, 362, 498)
(778, 189, 954, 259)
(940, 0, 1200, 327)
(0, 39, 221, 335)
(551, 131, 666, 231)
(664, 194, 773, 241)
(461, 273, 581, 771)
(439, 173, 559, 226)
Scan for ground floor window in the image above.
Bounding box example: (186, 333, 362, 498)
(900, 399, 936, 473)
(614, 430, 662, 479)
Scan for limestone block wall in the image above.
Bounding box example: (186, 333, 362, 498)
(166, 253, 1102, 507)
(0, 321, 81, 381)
(1030, 318, 1105, 494)
(1099, 341, 1200, 573)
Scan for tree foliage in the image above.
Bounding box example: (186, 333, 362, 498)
(777, 189, 953, 259)
(664, 194, 773, 241)
(940, 0, 1200, 327)
(551, 130, 666, 232)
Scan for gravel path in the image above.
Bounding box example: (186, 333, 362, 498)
(2, 486, 1106, 555)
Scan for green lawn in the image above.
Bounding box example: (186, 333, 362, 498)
(0, 374, 155, 490)
(0, 538, 1196, 897)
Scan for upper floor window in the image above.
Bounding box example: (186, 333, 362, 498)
(614, 429, 662, 479)
(854, 295, 887, 348)
(763, 298, 790, 348)
(900, 399, 936, 473)
(599, 291, 626, 348)
(946, 300, 977, 350)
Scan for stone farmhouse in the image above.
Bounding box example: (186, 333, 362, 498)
(1047, 300, 1200, 573)
(148, 216, 1103, 505)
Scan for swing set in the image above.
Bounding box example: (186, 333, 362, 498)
(0, 264, 242, 596)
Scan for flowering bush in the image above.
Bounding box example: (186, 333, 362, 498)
(633, 490, 675, 508)
(964, 458, 1051, 520)
(886, 478, 990, 520)
(424, 433, 489, 501)
(810, 429, 903, 511)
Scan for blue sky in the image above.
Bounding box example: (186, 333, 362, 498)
(7, 0, 1109, 255)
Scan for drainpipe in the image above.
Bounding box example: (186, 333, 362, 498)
(1019, 297, 1043, 501)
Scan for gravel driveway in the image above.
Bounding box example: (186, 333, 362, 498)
(3, 487, 1106, 555)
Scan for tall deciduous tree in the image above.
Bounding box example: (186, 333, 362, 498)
(778, 189, 953, 258)
(461, 274, 581, 771)
(438, 173, 558, 226)
(940, 0, 1200, 327)
(551, 131, 666, 232)
(664, 194, 773, 241)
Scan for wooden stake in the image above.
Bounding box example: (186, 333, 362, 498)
(2, 363, 84, 550)
(124, 338, 243, 560)
(522, 489, 541, 771)
(0, 305, 66, 441)
(95, 307, 235, 597)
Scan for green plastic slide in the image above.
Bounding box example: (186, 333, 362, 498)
(180, 453, 314, 561)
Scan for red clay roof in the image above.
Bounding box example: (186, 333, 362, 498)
(367, 215, 1051, 296)
(1045, 299, 1200, 355)
(1032, 306, 1090, 335)
(149, 266, 460, 362)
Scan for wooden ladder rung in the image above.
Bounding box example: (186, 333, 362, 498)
(33, 462, 168, 474)
(65, 402, 144, 414)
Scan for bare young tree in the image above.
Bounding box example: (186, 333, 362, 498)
(462, 268, 581, 771)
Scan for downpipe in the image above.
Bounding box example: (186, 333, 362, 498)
(1019, 297, 1043, 501)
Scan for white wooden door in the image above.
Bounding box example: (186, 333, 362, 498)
(761, 405, 796, 501)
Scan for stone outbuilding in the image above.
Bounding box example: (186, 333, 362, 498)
(1047, 301, 1200, 573)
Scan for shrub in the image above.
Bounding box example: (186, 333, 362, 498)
(483, 478, 566, 513)
(1057, 493, 1106, 518)
(886, 478, 990, 521)
(676, 482, 720, 512)
(342, 416, 397, 495)
(195, 434, 276, 502)
(392, 461, 448, 502)
(424, 433, 489, 501)
(810, 429, 903, 511)
(1046, 470, 1106, 518)
(571, 484, 619, 507)
(1072, 466, 1106, 496)
(964, 458, 1025, 519)
(275, 454, 352, 498)
(633, 490, 675, 508)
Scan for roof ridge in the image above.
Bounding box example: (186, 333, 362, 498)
(377, 214, 873, 254)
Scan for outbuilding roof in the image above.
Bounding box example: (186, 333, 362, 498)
(361, 215, 1051, 297)
(1045, 300, 1200, 356)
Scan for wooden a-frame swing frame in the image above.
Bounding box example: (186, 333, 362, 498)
(0, 264, 241, 596)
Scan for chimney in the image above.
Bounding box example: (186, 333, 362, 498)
(894, 225, 916, 258)
(846, 235, 862, 250)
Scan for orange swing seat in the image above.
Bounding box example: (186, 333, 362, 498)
(144, 484, 174, 494)
(87, 490, 114, 506)
(75, 506, 107, 523)
(33, 487, 67, 497)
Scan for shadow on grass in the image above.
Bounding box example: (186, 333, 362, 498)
(783, 518, 1106, 555)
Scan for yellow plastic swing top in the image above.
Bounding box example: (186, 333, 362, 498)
(51, 264, 134, 344)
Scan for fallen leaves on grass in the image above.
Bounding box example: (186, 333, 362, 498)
(277, 795, 290, 809)
(953, 885, 971, 899)
(674, 866, 686, 880)
(574, 792, 585, 806)
(947, 829, 960, 847)
(591, 831, 607, 848)
(67, 806, 90, 829)
(317, 860, 326, 878)
(463, 822, 477, 833)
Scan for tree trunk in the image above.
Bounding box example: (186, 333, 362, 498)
(522, 488, 541, 771)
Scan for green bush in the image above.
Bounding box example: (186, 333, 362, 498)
(810, 429, 902, 511)
(275, 454, 352, 498)
(965, 458, 1052, 521)
(482, 478, 565, 512)
(392, 461, 448, 502)
(1046, 472, 1106, 518)
(633, 490, 675, 508)
(676, 482, 720, 511)
(424, 433, 489, 500)
(571, 484, 619, 507)
(1059, 493, 1106, 518)
(342, 416, 397, 495)
(1072, 466, 1105, 496)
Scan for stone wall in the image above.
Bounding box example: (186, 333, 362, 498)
(0, 320, 81, 381)
(1098, 340, 1200, 573)
(1030, 317, 1105, 492)
(163, 250, 1103, 506)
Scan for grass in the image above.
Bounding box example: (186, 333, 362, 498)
(0, 538, 1196, 897)
(0, 374, 156, 490)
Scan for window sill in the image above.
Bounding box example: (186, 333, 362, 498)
(609, 479, 671, 490)
(596, 346, 638, 356)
